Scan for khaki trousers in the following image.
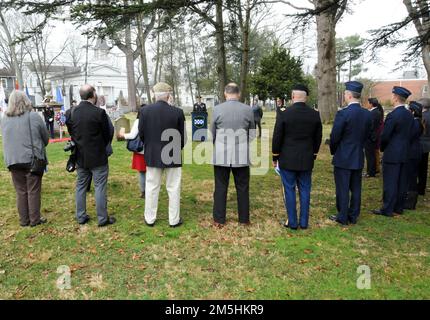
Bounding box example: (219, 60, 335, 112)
(144, 167, 182, 225)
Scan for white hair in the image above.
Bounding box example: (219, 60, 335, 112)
(292, 90, 307, 102)
(154, 92, 171, 102)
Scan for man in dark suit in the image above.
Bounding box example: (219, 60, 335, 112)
(372, 86, 415, 217)
(138, 82, 186, 228)
(272, 84, 322, 230)
(364, 98, 383, 178)
(65, 84, 115, 227)
(43, 104, 55, 139)
(404, 101, 424, 210)
(252, 100, 264, 138)
(329, 81, 372, 226)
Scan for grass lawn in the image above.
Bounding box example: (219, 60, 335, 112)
(0, 111, 429, 300)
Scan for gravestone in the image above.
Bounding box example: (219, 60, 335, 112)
(114, 116, 130, 141)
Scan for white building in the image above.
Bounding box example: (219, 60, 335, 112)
(23, 39, 128, 108)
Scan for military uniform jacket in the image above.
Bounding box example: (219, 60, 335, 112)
(193, 103, 207, 113)
(272, 102, 322, 171)
(330, 103, 372, 170)
(380, 106, 414, 164)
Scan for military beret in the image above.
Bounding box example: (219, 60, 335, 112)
(345, 81, 364, 94)
(392, 86, 411, 99)
(409, 101, 423, 114)
(153, 82, 173, 93)
(292, 84, 309, 96)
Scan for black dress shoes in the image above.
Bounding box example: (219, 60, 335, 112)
(144, 219, 155, 227)
(30, 217, 48, 227)
(329, 215, 348, 226)
(371, 210, 394, 217)
(348, 218, 358, 225)
(78, 215, 90, 225)
(170, 218, 183, 228)
(98, 216, 116, 227)
(282, 221, 298, 230)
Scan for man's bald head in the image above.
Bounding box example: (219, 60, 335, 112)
(224, 83, 241, 101)
(80, 84, 96, 102)
(292, 90, 307, 103)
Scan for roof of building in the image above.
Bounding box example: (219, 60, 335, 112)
(48, 64, 122, 80)
(94, 39, 111, 51)
(26, 64, 80, 74)
(0, 68, 15, 77)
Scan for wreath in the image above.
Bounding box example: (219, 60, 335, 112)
(55, 112, 66, 127)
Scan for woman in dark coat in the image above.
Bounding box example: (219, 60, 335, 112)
(404, 101, 424, 210)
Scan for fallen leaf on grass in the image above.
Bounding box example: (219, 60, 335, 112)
(299, 259, 310, 264)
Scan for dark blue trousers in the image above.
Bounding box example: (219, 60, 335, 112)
(381, 162, 408, 215)
(279, 169, 312, 229)
(334, 167, 363, 224)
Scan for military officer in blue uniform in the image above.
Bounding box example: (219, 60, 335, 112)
(372, 86, 415, 217)
(329, 81, 372, 226)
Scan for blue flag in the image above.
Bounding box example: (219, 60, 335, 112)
(56, 86, 64, 111)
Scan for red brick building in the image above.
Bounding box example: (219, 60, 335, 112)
(369, 79, 429, 105)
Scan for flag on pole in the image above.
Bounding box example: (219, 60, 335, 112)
(25, 84, 30, 98)
(15, 79, 19, 90)
(56, 86, 64, 111)
(0, 82, 6, 115)
(0, 82, 6, 103)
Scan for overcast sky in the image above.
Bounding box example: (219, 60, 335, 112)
(336, 0, 418, 79)
(47, 0, 420, 81)
(277, 0, 420, 80)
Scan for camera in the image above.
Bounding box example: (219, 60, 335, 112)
(64, 140, 76, 152)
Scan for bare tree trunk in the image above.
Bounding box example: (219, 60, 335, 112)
(137, 18, 151, 104)
(137, 9, 155, 104)
(182, 28, 195, 106)
(423, 45, 430, 92)
(158, 34, 165, 83)
(315, 8, 338, 123)
(154, 29, 161, 85)
(190, 31, 201, 97)
(215, 0, 227, 103)
(0, 11, 23, 89)
(239, 1, 251, 104)
(169, 28, 177, 102)
(125, 24, 138, 112)
(404, 0, 430, 93)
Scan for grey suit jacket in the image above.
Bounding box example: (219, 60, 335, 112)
(211, 100, 256, 167)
